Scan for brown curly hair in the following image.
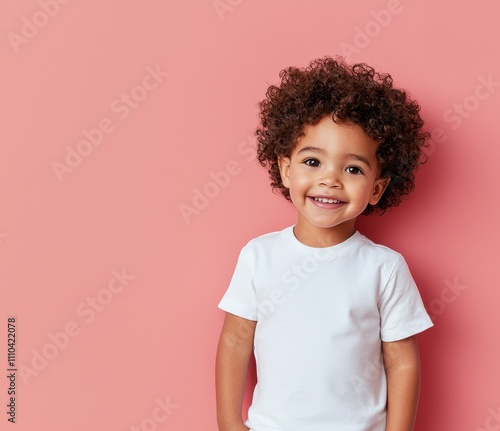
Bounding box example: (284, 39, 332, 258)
(255, 56, 430, 215)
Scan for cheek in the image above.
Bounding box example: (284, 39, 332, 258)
(350, 180, 374, 199)
(289, 175, 310, 195)
(289, 167, 310, 184)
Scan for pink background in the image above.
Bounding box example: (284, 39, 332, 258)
(1, 1, 499, 430)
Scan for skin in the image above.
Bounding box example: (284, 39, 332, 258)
(216, 116, 422, 431)
(278, 115, 389, 247)
(383, 335, 422, 431)
(216, 313, 255, 431)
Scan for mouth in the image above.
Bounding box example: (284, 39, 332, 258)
(308, 196, 346, 209)
(311, 197, 345, 204)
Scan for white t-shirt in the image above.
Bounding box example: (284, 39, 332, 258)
(218, 226, 433, 431)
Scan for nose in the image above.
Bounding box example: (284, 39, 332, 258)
(318, 167, 342, 188)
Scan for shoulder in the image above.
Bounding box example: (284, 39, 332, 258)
(242, 226, 289, 249)
(355, 232, 405, 266)
(238, 226, 291, 263)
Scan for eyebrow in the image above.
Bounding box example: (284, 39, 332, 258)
(296, 146, 372, 169)
(296, 146, 326, 155)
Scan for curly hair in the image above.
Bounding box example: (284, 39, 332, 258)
(255, 56, 430, 215)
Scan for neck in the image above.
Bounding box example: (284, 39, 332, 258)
(293, 221, 356, 247)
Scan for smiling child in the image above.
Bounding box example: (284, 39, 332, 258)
(216, 57, 434, 431)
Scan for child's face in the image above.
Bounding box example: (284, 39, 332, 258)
(278, 116, 389, 245)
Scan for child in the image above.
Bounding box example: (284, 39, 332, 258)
(215, 56, 433, 431)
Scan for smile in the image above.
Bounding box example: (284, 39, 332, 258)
(313, 197, 343, 204)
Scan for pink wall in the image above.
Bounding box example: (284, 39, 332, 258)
(1, 1, 499, 430)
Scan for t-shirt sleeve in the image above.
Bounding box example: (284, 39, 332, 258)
(379, 255, 434, 342)
(218, 246, 258, 321)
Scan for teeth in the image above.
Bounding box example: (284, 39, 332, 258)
(314, 197, 341, 204)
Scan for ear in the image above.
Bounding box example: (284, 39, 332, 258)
(278, 156, 291, 188)
(369, 177, 390, 205)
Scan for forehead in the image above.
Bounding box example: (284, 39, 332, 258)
(293, 116, 378, 156)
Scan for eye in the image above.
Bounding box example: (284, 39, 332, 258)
(303, 158, 320, 167)
(346, 166, 363, 175)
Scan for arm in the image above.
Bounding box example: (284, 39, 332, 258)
(382, 335, 421, 431)
(216, 312, 256, 431)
